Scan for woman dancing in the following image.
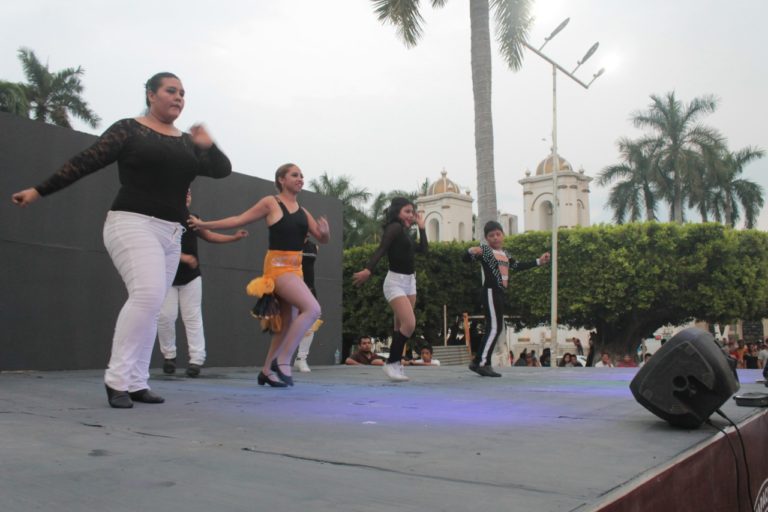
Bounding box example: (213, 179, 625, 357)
(187, 163, 330, 387)
(352, 197, 427, 382)
(11, 72, 232, 408)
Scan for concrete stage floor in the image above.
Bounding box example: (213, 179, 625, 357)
(1, 365, 765, 512)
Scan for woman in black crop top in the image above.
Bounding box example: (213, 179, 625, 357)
(352, 197, 428, 382)
(11, 72, 232, 408)
(189, 163, 330, 388)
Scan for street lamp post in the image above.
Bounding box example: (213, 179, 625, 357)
(523, 20, 604, 362)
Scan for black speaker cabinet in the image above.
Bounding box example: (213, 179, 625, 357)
(630, 327, 740, 428)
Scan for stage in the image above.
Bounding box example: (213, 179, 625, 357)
(1, 365, 766, 512)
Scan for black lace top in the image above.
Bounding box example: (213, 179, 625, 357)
(365, 222, 428, 275)
(34, 118, 232, 224)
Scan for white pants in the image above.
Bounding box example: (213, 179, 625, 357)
(296, 331, 315, 361)
(103, 211, 182, 392)
(157, 276, 206, 365)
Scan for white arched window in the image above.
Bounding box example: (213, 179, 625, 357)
(428, 218, 440, 242)
(538, 200, 553, 231)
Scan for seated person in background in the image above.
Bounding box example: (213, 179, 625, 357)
(528, 350, 542, 367)
(410, 345, 441, 366)
(558, 352, 575, 367)
(540, 348, 552, 367)
(514, 349, 528, 367)
(616, 353, 638, 368)
(345, 336, 385, 366)
(594, 352, 614, 368)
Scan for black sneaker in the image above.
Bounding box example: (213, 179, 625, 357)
(469, 362, 482, 375)
(477, 365, 502, 377)
(163, 358, 176, 375)
(186, 363, 201, 378)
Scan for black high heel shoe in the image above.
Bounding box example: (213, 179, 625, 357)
(258, 371, 288, 388)
(271, 360, 294, 386)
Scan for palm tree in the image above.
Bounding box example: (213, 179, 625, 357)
(0, 80, 30, 117)
(371, 0, 534, 239)
(598, 137, 661, 223)
(708, 146, 765, 228)
(631, 91, 722, 223)
(16, 47, 100, 129)
(308, 172, 372, 248)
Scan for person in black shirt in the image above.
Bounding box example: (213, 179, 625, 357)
(352, 197, 428, 382)
(157, 190, 247, 378)
(188, 163, 330, 388)
(11, 72, 232, 408)
(463, 221, 549, 377)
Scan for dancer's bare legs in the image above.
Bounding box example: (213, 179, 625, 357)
(261, 273, 320, 378)
(391, 294, 416, 337)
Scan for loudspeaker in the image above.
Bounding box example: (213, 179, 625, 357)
(630, 327, 740, 428)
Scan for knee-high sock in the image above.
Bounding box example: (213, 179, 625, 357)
(388, 330, 408, 364)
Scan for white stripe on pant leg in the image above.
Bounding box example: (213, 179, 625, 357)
(102, 211, 180, 392)
(480, 288, 498, 366)
(178, 276, 205, 366)
(157, 286, 180, 360)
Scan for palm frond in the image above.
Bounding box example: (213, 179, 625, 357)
(371, 0, 426, 47)
(491, 0, 534, 71)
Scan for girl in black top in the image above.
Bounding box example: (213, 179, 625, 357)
(11, 72, 232, 408)
(188, 163, 330, 388)
(157, 190, 248, 378)
(352, 197, 428, 382)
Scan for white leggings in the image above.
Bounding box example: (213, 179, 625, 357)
(103, 211, 182, 392)
(157, 276, 206, 365)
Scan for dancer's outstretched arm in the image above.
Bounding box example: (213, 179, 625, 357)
(188, 196, 273, 231)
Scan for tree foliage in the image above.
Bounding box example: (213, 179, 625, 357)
(3, 47, 100, 129)
(602, 91, 764, 227)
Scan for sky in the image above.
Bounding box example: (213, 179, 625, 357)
(3, 0, 768, 229)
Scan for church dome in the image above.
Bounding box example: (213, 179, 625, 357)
(427, 169, 461, 195)
(535, 154, 573, 175)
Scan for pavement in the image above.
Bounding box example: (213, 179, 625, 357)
(1, 364, 766, 512)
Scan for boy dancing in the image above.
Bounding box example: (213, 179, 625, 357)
(463, 221, 549, 377)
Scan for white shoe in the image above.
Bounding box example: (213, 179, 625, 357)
(294, 358, 311, 373)
(383, 362, 409, 382)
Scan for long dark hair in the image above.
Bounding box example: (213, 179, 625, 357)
(383, 197, 413, 229)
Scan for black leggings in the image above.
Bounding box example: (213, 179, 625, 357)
(475, 288, 505, 366)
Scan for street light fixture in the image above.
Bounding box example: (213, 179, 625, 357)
(523, 19, 605, 361)
(539, 17, 570, 51)
(572, 42, 600, 74)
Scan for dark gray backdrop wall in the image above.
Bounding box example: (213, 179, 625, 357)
(0, 112, 343, 371)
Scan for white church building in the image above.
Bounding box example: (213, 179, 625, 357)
(417, 169, 475, 242)
(518, 153, 593, 231)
